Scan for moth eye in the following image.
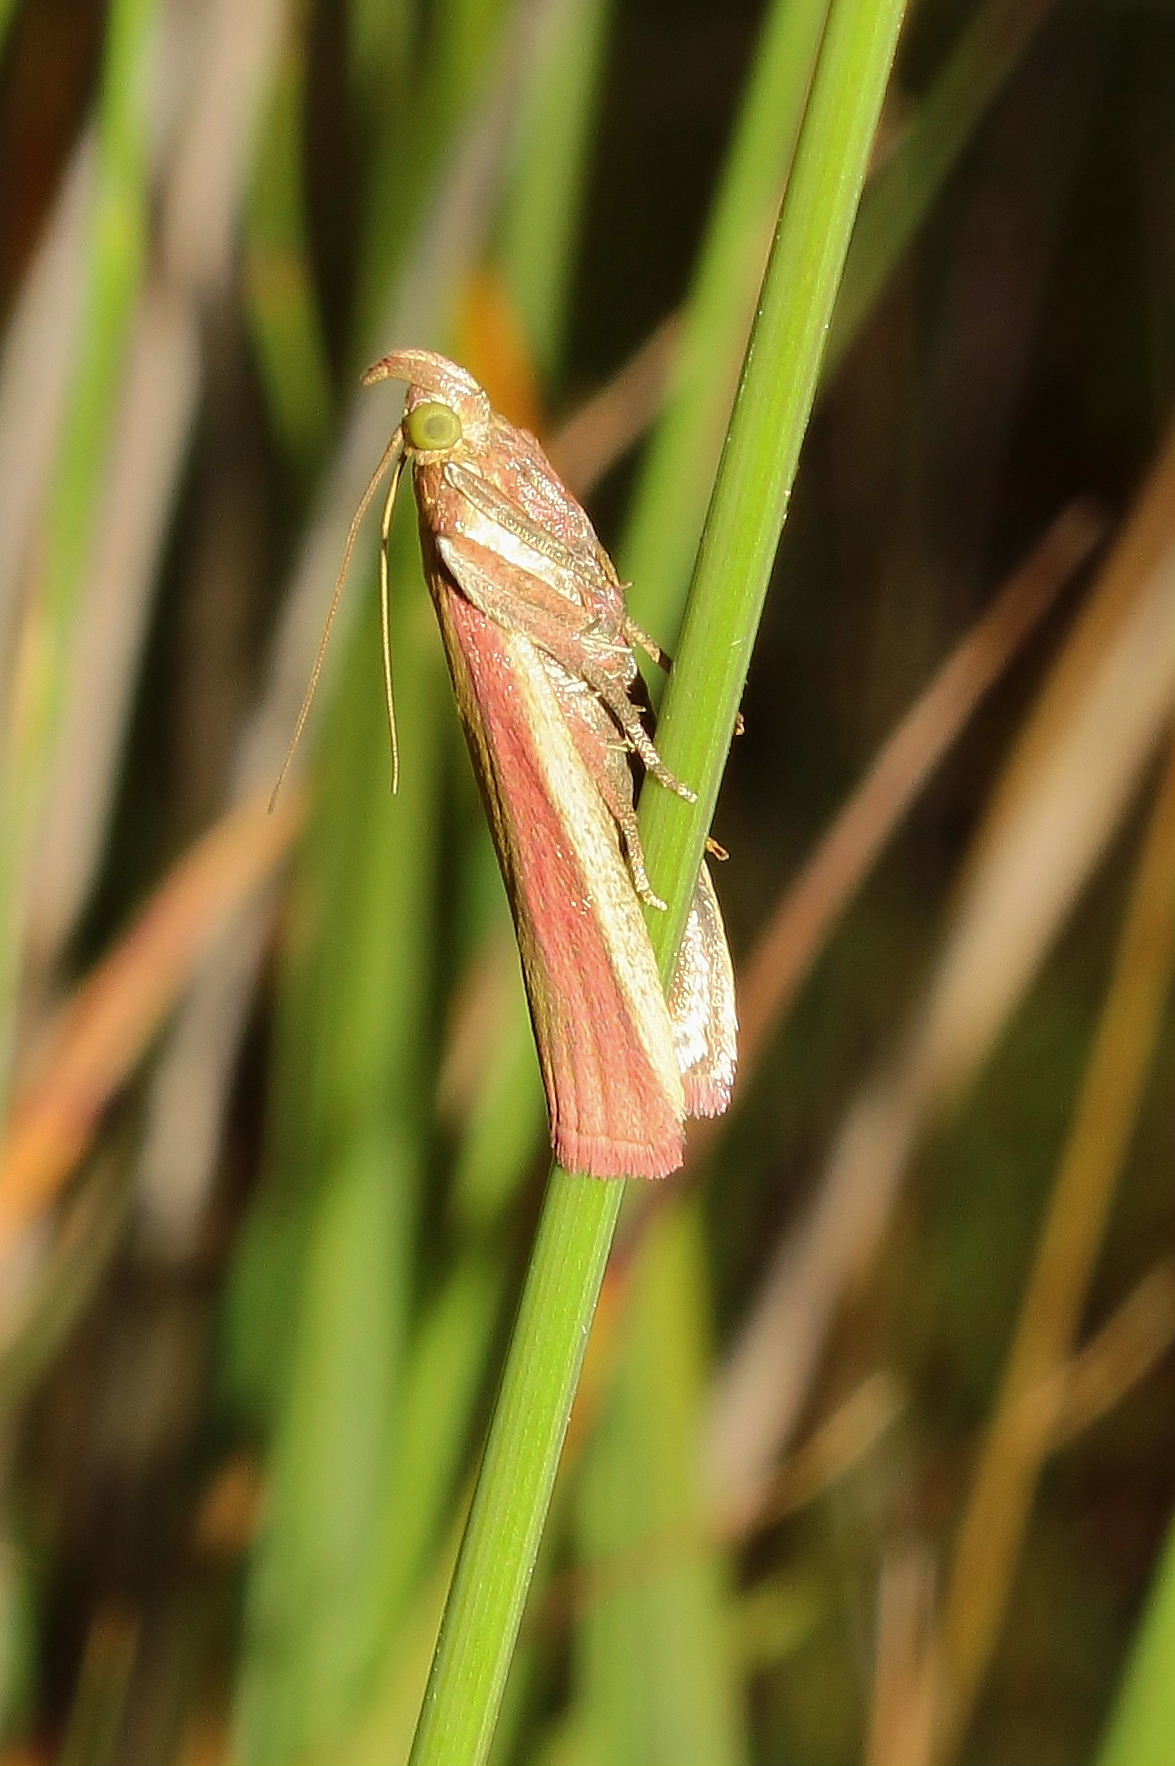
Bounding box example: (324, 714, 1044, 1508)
(407, 401, 463, 450)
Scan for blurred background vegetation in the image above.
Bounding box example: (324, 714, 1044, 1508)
(0, 0, 1172, 1762)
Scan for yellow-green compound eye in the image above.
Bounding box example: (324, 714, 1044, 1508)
(406, 401, 462, 451)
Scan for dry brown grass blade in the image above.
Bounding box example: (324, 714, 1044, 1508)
(546, 1373, 904, 1633)
(732, 1371, 904, 1536)
(706, 431, 1175, 1517)
(24, 0, 291, 977)
(866, 1544, 941, 1766)
(0, 133, 94, 683)
(25, 282, 201, 974)
(931, 743, 1175, 1766)
(455, 266, 547, 433)
(553, 1253, 1171, 1654)
(585, 507, 1103, 1461)
(0, 793, 300, 1261)
(735, 502, 1102, 1074)
(1048, 1259, 1175, 1449)
(866, 1260, 1175, 1766)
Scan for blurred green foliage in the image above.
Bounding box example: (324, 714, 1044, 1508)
(0, 0, 1171, 1762)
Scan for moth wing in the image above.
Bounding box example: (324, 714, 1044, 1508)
(669, 863, 738, 1118)
(427, 541, 687, 1178)
(445, 460, 590, 581)
(445, 449, 618, 609)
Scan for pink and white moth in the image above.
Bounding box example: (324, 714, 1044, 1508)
(282, 349, 736, 1178)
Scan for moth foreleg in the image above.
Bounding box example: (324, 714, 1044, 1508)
(573, 658, 696, 803)
(623, 615, 671, 673)
(436, 532, 695, 802)
(561, 701, 669, 911)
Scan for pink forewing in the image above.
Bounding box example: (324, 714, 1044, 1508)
(431, 575, 687, 1178)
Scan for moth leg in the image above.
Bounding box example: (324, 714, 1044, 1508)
(437, 532, 696, 801)
(623, 615, 671, 672)
(613, 800, 665, 910)
(573, 658, 696, 803)
(589, 764, 664, 909)
(563, 701, 668, 910)
(590, 736, 666, 909)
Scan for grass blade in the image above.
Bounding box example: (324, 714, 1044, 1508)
(619, 0, 831, 641)
(406, 3, 909, 1760)
(1096, 1512, 1175, 1766)
(0, 0, 159, 1097)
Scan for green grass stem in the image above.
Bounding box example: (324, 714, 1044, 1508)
(1096, 1512, 1175, 1766)
(405, 3, 908, 1761)
(409, 1170, 625, 1766)
(572, 1, 1064, 1723)
(430, 0, 1047, 1250)
(640, 0, 908, 963)
(825, 0, 1056, 370)
(575, 1198, 744, 1766)
(620, 0, 831, 641)
(624, 0, 1052, 652)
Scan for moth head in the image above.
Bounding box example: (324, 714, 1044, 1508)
(363, 349, 492, 451)
(271, 351, 488, 810)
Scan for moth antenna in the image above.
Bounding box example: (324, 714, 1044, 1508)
(270, 429, 405, 810)
(378, 449, 407, 793)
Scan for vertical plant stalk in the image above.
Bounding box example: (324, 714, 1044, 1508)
(619, 0, 831, 637)
(406, 2, 909, 1761)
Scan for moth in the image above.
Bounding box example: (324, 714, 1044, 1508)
(282, 348, 736, 1178)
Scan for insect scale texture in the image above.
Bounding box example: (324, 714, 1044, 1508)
(368, 349, 736, 1177)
